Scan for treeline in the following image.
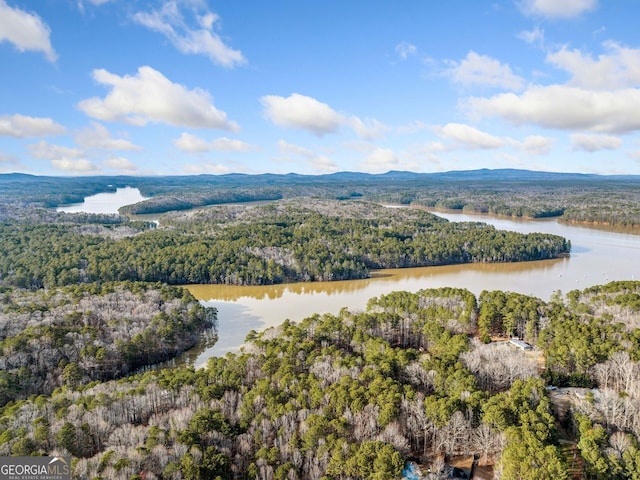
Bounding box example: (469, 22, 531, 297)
(0, 282, 216, 406)
(3, 170, 640, 229)
(0, 200, 570, 288)
(119, 189, 284, 215)
(0, 287, 565, 479)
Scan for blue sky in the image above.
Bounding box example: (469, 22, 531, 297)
(2, 0, 640, 176)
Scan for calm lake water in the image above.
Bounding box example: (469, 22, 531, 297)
(56, 187, 147, 214)
(57, 188, 640, 363)
(188, 211, 640, 362)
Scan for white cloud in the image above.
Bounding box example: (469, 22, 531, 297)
(209, 137, 256, 152)
(261, 93, 346, 136)
(360, 147, 399, 173)
(547, 41, 640, 90)
(182, 161, 231, 174)
(105, 156, 137, 173)
(75, 122, 140, 150)
(275, 140, 337, 173)
(51, 158, 98, 173)
(436, 123, 506, 149)
(517, 26, 544, 47)
(0, 114, 65, 137)
(78, 66, 238, 130)
(132, 1, 245, 68)
(446, 51, 525, 90)
(174, 132, 255, 152)
(173, 132, 210, 152)
(463, 85, 640, 133)
(28, 140, 84, 160)
(310, 156, 339, 173)
(395, 42, 417, 60)
(0, 0, 57, 62)
(519, 0, 597, 19)
(571, 133, 622, 152)
(519, 135, 555, 155)
(261, 93, 386, 139)
(349, 117, 389, 140)
(28, 140, 98, 173)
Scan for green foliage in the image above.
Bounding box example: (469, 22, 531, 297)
(0, 200, 569, 288)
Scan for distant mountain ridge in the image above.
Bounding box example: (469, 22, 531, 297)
(1, 168, 636, 184)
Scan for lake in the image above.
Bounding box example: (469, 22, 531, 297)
(187, 211, 640, 362)
(56, 188, 640, 363)
(56, 187, 147, 214)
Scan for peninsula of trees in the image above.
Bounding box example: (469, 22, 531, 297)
(0, 199, 569, 288)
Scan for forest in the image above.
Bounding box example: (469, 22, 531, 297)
(3, 169, 640, 228)
(0, 200, 569, 288)
(2, 170, 640, 479)
(0, 282, 216, 406)
(2, 282, 640, 479)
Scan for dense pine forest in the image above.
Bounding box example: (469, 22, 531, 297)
(1, 170, 640, 479)
(0, 199, 569, 288)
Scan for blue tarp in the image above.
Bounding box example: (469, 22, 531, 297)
(402, 462, 421, 480)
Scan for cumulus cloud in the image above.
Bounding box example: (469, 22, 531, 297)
(173, 132, 210, 152)
(519, 0, 597, 19)
(0, 114, 65, 137)
(463, 85, 640, 133)
(51, 158, 98, 172)
(276, 140, 338, 173)
(446, 51, 525, 90)
(310, 156, 339, 173)
(105, 156, 137, 173)
(350, 117, 389, 140)
(0, 0, 57, 61)
(182, 161, 231, 174)
(132, 1, 245, 68)
(395, 42, 417, 60)
(78, 66, 238, 130)
(519, 135, 555, 155)
(75, 122, 140, 150)
(547, 41, 640, 90)
(261, 93, 346, 136)
(360, 147, 400, 173)
(174, 132, 255, 152)
(436, 123, 506, 149)
(28, 140, 84, 160)
(261, 93, 387, 139)
(571, 133, 622, 151)
(28, 140, 99, 173)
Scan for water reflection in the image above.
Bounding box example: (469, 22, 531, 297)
(187, 212, 640, 360)
(187, 258, 566, 303)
